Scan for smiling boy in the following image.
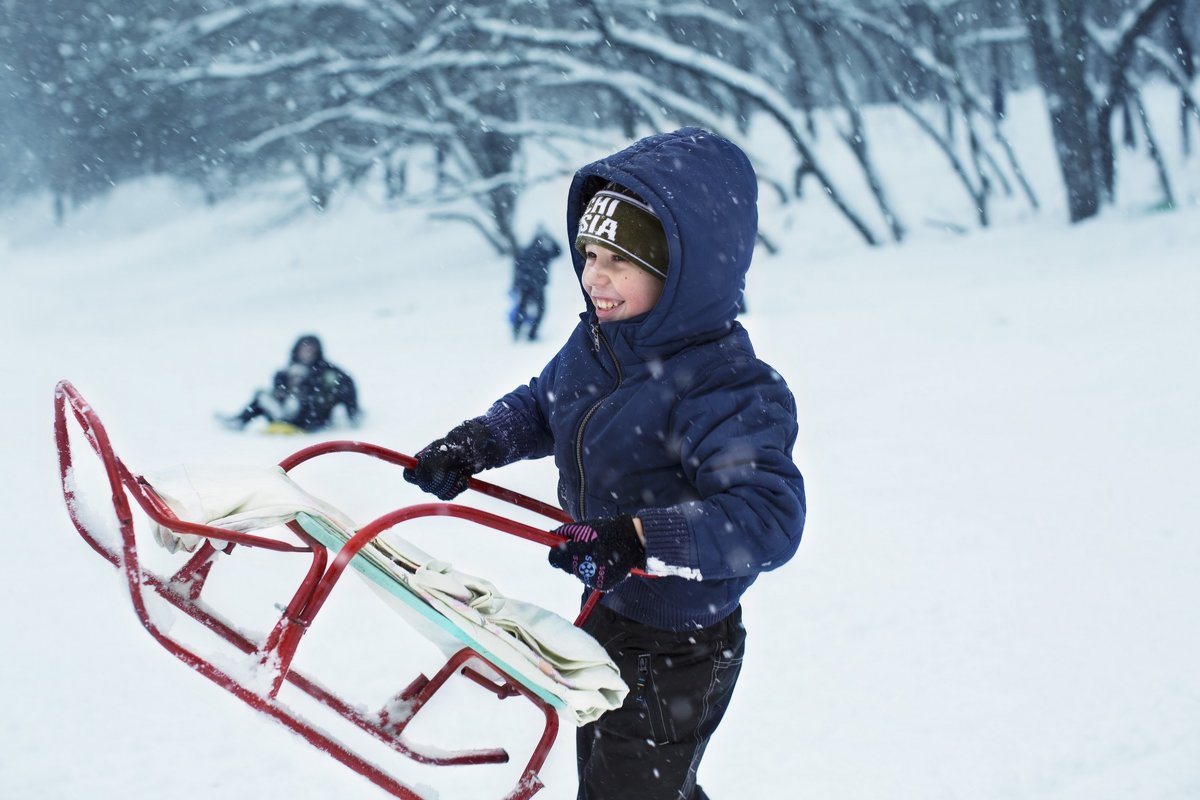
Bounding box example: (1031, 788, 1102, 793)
(577, 184, 667, 323)
(404, 128, 806, 799)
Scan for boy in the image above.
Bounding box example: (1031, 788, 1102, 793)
(404, 128, 805, 799)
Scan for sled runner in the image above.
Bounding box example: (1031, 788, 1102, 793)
(53, 380, 624, 800)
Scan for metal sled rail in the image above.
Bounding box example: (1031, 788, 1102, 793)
(53, 379, 600, 800)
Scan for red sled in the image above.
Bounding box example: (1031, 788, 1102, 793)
(53, 380, 614, 800)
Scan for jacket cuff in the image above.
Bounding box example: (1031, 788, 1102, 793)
(635, 505, 700, 578)
(477, 402, 537, 467)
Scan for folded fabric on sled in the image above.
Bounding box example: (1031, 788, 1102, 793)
(142, 464, 627, 725)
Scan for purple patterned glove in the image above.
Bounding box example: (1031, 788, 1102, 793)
(548, 515, 646, 592)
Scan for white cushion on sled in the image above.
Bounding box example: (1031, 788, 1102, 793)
(142, 464, 627, 725)
(295, 512, 628, 718)
(145, 464, 360, 553)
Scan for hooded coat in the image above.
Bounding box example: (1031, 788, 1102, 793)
(273, 335, 360, 432)
(482, 128, 806, 631)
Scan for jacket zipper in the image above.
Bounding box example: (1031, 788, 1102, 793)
(575, 322, 624, 517)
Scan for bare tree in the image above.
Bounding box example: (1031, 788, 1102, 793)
(1164, 0, 1197, 153)
(7, 0, 1193, 243)
(1018, 0, 1184, 221)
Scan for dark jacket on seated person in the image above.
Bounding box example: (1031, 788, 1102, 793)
(224, 335, 359, 432)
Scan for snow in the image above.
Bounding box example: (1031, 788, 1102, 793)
(645, 558, 703, 581)
(2, 89, 1199, 799)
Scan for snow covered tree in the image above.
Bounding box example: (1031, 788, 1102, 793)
(1018, 0, 1192, 220)
(5, 0, 1194, 240)
(0, 0, 222, 220)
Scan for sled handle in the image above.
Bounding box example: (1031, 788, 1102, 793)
(278, 441, 639, 624)
(279, 440, 572, 524)
(279, 440, 654, 570)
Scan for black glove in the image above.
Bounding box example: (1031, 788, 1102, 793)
(548, 515, 646, 592)
(403, 419, 497, 500)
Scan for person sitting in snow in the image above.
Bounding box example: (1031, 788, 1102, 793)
(402, 128, 805, 800)
(509, 226, 562, 341)
(219, 334, 360, 433)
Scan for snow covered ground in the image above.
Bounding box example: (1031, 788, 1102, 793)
(2, 90, 1199, 799)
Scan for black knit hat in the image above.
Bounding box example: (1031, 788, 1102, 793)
(574, 183, 668, 279)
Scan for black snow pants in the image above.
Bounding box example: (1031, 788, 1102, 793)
(576, 603, 746, 800)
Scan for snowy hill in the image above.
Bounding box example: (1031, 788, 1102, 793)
(2, 96, 1199, 799)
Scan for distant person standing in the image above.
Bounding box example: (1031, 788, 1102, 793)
(509, 227, 562, 341)
(219, 334, 360, 433)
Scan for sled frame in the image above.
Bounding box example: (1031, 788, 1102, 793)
(53, 379, 603, 800)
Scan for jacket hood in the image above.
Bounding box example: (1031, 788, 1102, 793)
(290, 334, 324, 364)
(566, 128, 757, 357)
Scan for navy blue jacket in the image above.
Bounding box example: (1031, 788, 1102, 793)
(482, 128, 805, 631)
